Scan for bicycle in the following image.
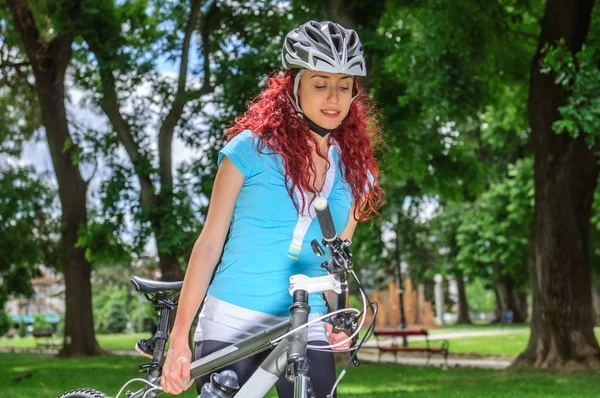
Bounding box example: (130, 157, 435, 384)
(57, 198, 378, 398)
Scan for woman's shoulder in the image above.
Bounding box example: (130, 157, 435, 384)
(220, 130, 272, 177)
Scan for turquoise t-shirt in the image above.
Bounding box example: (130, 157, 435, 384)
(207, 130, 354, 316)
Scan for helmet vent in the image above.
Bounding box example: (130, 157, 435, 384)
(281, 20, 366, 77)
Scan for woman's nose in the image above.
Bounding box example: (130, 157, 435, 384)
(328, 87, 339, 103)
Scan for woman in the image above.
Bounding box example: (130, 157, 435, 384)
(161, 20, 383, 397)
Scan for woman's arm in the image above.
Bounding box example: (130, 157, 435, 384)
(324, 205, 358, 309)
(162, 156, 244, 394)
(323, 206, 359, 350)
(169, 156, 244, 341)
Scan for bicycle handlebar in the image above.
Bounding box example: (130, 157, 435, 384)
(314, 197, 336, 241)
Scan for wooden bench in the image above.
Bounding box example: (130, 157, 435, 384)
(33, 331, 61, 349)
(373, 328, 449, 367)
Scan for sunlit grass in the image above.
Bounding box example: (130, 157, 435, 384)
(2, 353, 600, 398)
(0, 333, 149, 351)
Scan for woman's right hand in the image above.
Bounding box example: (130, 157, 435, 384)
(161, 342, 192, 395)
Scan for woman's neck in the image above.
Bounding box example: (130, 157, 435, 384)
(309, 130, 330, 157)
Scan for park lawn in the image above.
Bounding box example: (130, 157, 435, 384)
(0, 333, 148, 351)
(2, 353, 600, 398)
(428, 323, 530, 334)
(406, 328, 600, 357)
(3, 327, 599, 358)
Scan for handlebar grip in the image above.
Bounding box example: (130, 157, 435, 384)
(314, 197, 336, 241)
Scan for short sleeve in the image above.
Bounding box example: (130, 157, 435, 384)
(218, 130, 260, 179)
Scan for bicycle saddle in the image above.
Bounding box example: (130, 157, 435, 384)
(130, 276, 183, 294)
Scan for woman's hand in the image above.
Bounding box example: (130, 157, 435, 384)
(325, 322, 352, 351)
(161, 342, 192, 395)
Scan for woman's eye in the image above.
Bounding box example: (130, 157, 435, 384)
(339, 87, 350, 91)
(315, 85, 326, 89)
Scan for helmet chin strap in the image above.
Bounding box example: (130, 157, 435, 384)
(288, 69, 359, 138)
(303, 114, 332, 137)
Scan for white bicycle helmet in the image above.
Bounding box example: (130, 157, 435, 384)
(282, 20, 366, 77)
(282, 21, 366, 135)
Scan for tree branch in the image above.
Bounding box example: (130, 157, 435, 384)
(81, 19, 158, 209)
(158, 0, 210, 189)
(97, 70, 157, 208)
(180, 1, 217, 101)
(0, 60, 29, 69)
(6, 0, 47, 70)
(7, 0, 73, 76)
(175, 0, 202, 96)
(508, 29, 539, 41)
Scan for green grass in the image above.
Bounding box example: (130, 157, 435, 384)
(2, 353, 600, 398)
(428, 323, 530, 334)
(3, 327, 599, 358)
(0, 333, 148, 351)
(406, 329, 600, 357)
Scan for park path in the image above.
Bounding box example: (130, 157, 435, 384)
(360, 327, 525, 349)
(357, 349, 512, 369)
(364, 328, 526, 344)
(356, 328, 524, 369)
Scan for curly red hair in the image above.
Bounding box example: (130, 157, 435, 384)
(226, 69, 384, 222)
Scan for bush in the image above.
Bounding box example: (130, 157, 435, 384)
(130, 299, 158, 333)
(33, 314, 52, 333)
(56, 314, 65, 337)
(0, 311, 11, 336)
(18, 321, 27, 338)
(93, 284, 129, 333)
(103, 303, 128, 334)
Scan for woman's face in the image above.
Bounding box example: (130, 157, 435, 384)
(297, 70, 354, 130)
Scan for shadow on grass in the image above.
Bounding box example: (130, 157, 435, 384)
(2, 354, 600, 398)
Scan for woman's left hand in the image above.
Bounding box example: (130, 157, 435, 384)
(325, 322, 352, 350)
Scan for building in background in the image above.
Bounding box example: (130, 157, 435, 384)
(5, 267, 64, 331)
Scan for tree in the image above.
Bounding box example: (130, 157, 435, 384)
(0, 167, 60, 314)
(455, 158, 534, 324)
(430, 204, 472, 324)
(515, 0, 600, 368)
(5, 0, 102, 356)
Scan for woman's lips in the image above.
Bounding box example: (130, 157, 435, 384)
(321, 110, 340, 118)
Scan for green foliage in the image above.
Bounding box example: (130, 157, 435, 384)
(466, 278, 497, 315)
(18, 321, 27, 338)
(129, 299, 157, 333)
(33, 315, 51, 334)
(0, 6, 41, 157)
(93, 284, 129, 334)
(541, 40, 600, 145)
(456, 157, 533, 289)
(56, 314, 65, 337)
(0, 311, 11, 336)
(0, 167, 60, 308)
(104, 303, 128, 334)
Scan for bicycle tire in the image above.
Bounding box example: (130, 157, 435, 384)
(56, 388, 110, 398)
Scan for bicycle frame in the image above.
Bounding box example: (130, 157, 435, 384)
(126, 276, 341, 398)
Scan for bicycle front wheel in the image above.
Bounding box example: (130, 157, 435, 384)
(57, 388, 110, 398)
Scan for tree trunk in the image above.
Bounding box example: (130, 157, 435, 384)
(40, 87, 101, 357)
(516, 290, 529, 323)
(8, 0, 101, 357)
(490, 285, 501, 323)
(515, 0, 600, 369)
(493, 263, 526, 323)
(455, 270, 471, 324)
